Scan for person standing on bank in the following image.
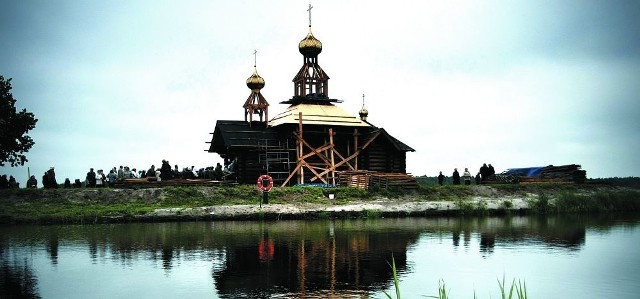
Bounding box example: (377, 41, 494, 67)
(463, 168, 472, 185)
(86, 168, 96, 187)
(438, 171, 445, 185)
(452, 168, 461, 185)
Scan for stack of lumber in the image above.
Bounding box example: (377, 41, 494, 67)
(370, 173, 419, 190)
(540, 164, 587, 183)
(337, 171, 418, 190)
(337, 171, 371, 189)
(518, 164, 587, 184)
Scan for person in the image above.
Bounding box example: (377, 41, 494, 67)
(27, 175, 38, 189)
(42, 172, 49, 188)
(488, 164, 495, 177)
(64, 178, 71, 188)
(117, 166, 124, 181)
(479, 163, 489, 182)
(160, 160, 173, 180)
(437, 171, 445, 186)
(0, 174, 8, 189)
(463, 168, 472, 185)
(86, 168, 96, 187)
(73, 179, 82, 188)
(46, 168, 58, 188)
(123, 166, 131, 178)
(107, 169, 117, 187)
(452, 168, 461, 185)
(96, 169, 105, 187)
(214, 163, 224, 180)
(146, 165, 156, 178)
(475, 172, 481, 184)
(8, 176, 17, 188)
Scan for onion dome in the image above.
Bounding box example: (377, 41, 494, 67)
(246, 67, 265, 92)
(298, 26, 322, 57)
(359, 105, 369, 121)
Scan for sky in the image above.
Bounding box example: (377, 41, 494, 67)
(1, 0, 639, 186)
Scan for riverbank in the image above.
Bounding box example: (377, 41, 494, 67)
(1, 183, 639, 224)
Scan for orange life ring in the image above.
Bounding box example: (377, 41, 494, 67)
(257, 175, 273, 192)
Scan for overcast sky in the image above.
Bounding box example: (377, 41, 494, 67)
(1, 0, 639, 186)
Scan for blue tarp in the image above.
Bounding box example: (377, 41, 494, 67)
(503, 167, 545, 177)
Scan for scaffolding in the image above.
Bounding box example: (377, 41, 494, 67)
(258, 139, 295, 186)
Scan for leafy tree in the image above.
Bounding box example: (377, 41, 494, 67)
(0, 76, 38, 167)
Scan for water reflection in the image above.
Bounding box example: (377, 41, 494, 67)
(0, 215, 637, 298)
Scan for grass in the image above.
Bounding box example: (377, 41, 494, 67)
(1, 183, 639, 223)
(383, 255, 529, 299)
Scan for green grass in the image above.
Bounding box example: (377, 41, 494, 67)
(1, 183, 639, 223)
(382, 255, 528, 299)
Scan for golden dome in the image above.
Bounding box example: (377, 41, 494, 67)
(359, 105, 369, 120)
(298, 26, 322, 57)
(246, 67, 265, 91)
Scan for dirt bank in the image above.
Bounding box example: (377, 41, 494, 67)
(1, 184, 637, 223)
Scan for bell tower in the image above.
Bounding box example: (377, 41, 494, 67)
(243, 50, 269, 126)
(292, 4, 330, 100)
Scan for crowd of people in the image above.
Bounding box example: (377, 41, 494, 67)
(5, 159, 236, 189)
(437, 163, 496, 186)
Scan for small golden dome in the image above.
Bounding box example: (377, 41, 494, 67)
(298, 26, 322, 57)
(246, 67, 265, 91)
(359, 106, 369, 120)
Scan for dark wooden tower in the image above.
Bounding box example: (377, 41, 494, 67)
(243, 51, 269, 126)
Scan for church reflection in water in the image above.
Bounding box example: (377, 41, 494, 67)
(212, 221, 417, 298)
(0, 215, 613, 298)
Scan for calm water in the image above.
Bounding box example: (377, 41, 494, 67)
(1, 215, 639, 298)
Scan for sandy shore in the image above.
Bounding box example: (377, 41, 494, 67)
(146, 196, 532, 221)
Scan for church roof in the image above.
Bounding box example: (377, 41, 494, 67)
(269, 103, 371, 128)
(363, 128, 415, 152)
(208, 120, 279, 154)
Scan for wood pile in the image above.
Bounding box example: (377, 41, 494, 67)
(539, 164, 587, 183)
(337, 171, 418, 190)
(337, 171, 371, 189)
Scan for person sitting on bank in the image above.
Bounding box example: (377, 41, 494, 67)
(437, 171, 445, 186)
(27, 175, 38, 189)
(64, 178, 71, 188)
(146, 165, 156, 178)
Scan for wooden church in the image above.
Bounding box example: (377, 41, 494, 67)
(207, 10, 415, 187)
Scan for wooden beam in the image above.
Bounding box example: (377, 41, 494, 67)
(332, 149, 355, 170)
(298, 112, 304, 184)
(329, 128, 336, 186)
(281, 161, 303, 187)
(293, 132, 333, 165)
(311, 131, 381, 180)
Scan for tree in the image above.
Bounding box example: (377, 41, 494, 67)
(0, 76, 38, 167)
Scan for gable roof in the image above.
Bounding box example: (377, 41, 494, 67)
(362, 128, 415, 152)
(208, 120, 280, 154)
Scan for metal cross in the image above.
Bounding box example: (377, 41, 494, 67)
(253, 49, 257, 67)
(307, 4, 313, 26)
(362, 94, 365, 105)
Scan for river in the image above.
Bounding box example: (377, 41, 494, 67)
(1, 215, 639, 298)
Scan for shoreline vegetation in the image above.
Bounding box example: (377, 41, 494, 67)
(1, 179, 639, 224)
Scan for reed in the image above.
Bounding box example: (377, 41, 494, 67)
(383, 256, 529, 299)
